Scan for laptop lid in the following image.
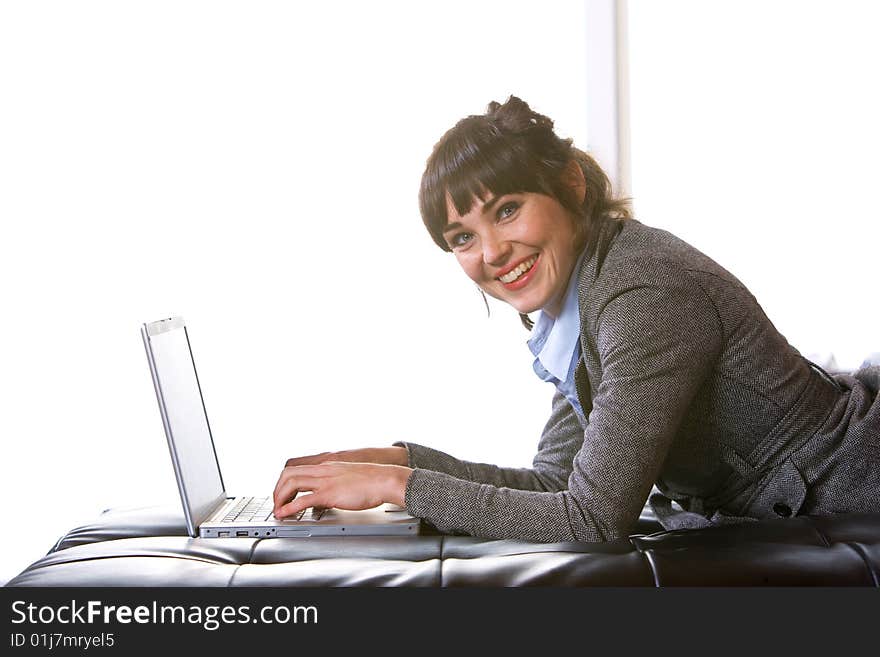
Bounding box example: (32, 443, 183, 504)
(141, 316, 227, 537)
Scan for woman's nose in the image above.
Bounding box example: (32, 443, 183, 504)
(482, 232, 512, 267)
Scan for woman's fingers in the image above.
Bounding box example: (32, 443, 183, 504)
(273, 469, 325, 512)
(274, 492, 325, 519)
(272, 462, 408, 518)
(273, 460, 327, 502)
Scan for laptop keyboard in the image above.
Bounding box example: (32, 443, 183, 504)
(221, 496, 326, 523)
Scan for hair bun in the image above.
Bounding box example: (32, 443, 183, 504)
(489, 95, 555, 133)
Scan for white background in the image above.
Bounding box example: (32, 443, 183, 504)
(628, 1, 879, 370)
(1, 1, 877, 585)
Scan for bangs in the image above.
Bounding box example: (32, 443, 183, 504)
(420, 118, 558, 251)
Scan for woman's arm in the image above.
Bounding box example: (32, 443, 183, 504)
(403, 269, 724, 542)
(394, 389, 585, 492)
(272, 392, 585, 518)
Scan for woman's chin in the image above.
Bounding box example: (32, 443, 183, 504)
(507, 298, 543, 315)
(491, 287, 546, 315)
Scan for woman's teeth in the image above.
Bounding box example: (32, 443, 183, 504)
(498, 255, 538, 284)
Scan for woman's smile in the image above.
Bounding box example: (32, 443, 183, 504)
(497, 254, 540, 288)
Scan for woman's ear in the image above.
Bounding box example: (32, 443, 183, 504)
(564, 159, 587, 205)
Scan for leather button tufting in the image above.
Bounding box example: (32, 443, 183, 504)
(773, 503, 792, 517)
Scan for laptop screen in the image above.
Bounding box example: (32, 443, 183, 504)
(142, 317, 227, 532)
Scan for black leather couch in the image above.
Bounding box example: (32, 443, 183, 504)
(7, 505, 880, 586)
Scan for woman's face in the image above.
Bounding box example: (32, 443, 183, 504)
(442, 191, 580, 317)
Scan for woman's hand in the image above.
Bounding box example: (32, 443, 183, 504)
(282, 446, 409, 468)
(272, 461, 413, 519)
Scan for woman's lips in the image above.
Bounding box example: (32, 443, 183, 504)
(498, 254, 539, 291)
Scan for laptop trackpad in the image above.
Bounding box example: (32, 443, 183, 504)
(278, 528, 312, 537)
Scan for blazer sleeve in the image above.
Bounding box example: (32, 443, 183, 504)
(393, 389, 585, 493)
(401, 268, 723, 542)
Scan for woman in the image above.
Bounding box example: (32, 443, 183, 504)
(273, 96, 880, 542)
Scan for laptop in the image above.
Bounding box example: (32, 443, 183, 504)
(140, 316, 420, 538)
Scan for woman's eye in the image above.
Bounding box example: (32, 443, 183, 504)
(450, 232, 474, 248)
(498, 201, 519, 220)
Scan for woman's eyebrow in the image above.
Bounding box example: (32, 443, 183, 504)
(442, 195, 504, 234)
(479, 194, 503, 215)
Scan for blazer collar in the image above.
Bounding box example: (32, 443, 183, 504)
(575, 217, 629, 321)
(572, 217, 629, 412)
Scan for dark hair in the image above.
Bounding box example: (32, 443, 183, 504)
(418, 95, 632, 328)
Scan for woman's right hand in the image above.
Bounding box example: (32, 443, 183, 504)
(283, 446, 409, 468)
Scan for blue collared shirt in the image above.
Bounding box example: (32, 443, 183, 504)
(527, 250, 588, 425)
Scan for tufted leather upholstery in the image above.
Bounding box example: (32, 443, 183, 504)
(6, 506, 880, 586)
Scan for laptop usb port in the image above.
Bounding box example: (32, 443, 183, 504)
(236, 531, 249, 537)
(218, 531, 230, 537)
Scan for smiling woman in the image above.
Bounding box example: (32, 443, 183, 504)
(272, 96, 880, 543)
(442, 192, 580, 318)
(421, 97, 632, 326)
(444, 193, 577, 315)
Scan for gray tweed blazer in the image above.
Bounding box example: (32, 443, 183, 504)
(397, 219, 880, 542)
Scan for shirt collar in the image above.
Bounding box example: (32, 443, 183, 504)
(526, 249, 587, 381)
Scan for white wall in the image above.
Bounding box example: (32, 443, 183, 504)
(627, 0, 879, 370)
(0, 1, 590, 585)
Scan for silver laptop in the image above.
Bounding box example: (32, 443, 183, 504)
(140, 316, 420, 538)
